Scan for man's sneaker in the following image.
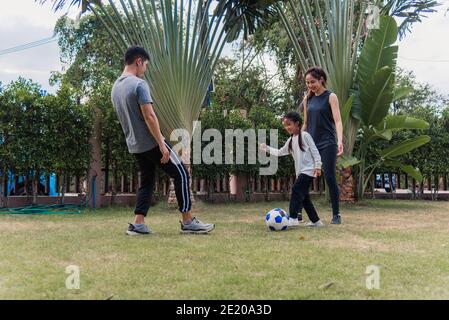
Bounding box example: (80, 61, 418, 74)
(288, 218, 302, 228)
(305, 220, 324, 228)
(331, 215, 342, 225)
(126, 223, 152, 235)
(180, 217, 215, 234)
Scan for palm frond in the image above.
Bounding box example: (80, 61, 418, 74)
(87, 0, 235, 138)
(379, 0, 440, 39)
(215, 0, 278, 41)
(35, 0, 94, 13)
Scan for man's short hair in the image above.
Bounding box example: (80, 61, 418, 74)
(125, 46, 150, 65)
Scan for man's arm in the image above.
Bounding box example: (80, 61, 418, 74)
(140, 103, 170, 163)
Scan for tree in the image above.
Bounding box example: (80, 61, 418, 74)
(275, 0, 368, 158)
(1, 78, 47, 202)
(212, 57, 279, 113)
(52, 10, 137, 194)
(44, 85, 93, 202)
(51, 10, 122, 96)
(0, 79, 92, 203)
(386, 70, 449, 191)
(0, 81, 12, 200)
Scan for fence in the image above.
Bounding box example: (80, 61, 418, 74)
(1, 170, 448, 208)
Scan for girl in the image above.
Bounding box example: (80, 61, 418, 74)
(302, 67, 343, 225)
(260, 111, 324, 227)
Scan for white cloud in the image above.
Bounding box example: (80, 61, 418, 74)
(0, 0, 77, 93)
(0, 0, 448, 96)
(397, 0, 449, 95)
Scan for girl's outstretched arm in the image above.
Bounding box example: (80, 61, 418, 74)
(260, 137, 291, 157)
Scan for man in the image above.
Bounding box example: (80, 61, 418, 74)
(111, 46, 215, 235)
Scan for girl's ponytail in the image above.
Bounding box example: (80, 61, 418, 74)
(284, 112, 305, 152)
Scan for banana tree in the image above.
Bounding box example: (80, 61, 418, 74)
(351, 114, 430, 198)
(340, 15, 430, 198)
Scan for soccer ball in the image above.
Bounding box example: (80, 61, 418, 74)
(265, 208, 289, 231)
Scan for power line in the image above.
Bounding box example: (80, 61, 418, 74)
(0, 36, 58, 56)
(399, 56, 449, 63)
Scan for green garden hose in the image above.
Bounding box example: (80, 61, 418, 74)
(0, 203, 84, 215)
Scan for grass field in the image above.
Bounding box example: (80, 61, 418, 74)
(0, 199, 449, 300)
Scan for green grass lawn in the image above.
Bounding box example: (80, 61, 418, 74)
(1, 199, 449, 300)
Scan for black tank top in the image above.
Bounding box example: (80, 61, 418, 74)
(306, 90, 337, 150)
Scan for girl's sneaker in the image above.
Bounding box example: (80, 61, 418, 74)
(331, 215, 342, 225)
(305, 220, 324, 228)
(288, 218, 302, 228)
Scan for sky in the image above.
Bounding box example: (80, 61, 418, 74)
(0, 0, 448, 95)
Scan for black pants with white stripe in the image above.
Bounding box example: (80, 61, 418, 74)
(133, 141, 191, 216)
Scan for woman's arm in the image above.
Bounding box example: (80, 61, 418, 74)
(302, 96, 308, 132)
(329, 93, 344, 156)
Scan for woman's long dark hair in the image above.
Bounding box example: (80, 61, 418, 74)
(284, 111, 305, 152)
(304, 66, 328, 99)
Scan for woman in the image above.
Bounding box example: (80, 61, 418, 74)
(301, 67, 343, 224)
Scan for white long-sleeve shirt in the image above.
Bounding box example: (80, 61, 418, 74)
(267, 131, 322, 178)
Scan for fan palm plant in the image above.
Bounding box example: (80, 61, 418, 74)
(38, 0, 276, 139)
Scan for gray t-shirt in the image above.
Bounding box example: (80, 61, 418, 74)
(111, 75, 157, 153)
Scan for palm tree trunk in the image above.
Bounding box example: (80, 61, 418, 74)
(88, 106, 102, 209)
(32, 170, 40, 205)
(60, 171, 66, 205)
(1, 166, 8, 207)
(339, 166, 356, 203)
